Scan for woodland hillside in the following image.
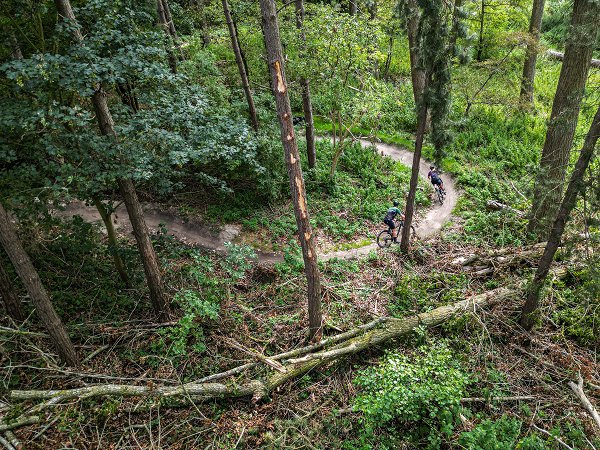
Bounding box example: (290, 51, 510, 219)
(0, 0, 600, 448)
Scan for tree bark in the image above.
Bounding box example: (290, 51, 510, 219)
(527, 0, 600, 238)
(349, 0, 357, 15)
(400, 89, 428, 252)
(476, 0, 486, 62)
(55, 0, 171, 321)
(295, 0, 317, 169)
(520, 104, 600, 330)
(157, 0, 178, 74)
(0, 203, 78, 366)
(93, 200, 129, 284)
(160, 0, 182, 51)
(0, 253, 25, 322)
(223, 0, 259, 132)
(520, 0, 546, 105)
(259, 0, 322, 341)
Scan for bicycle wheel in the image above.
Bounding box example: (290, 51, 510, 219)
(377, 229, 393, 248)
(398, 222, 417, 240)
(436, 186, 444, 205)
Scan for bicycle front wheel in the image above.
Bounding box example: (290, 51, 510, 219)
(377, 229, 393, 248)
(437, 187, 444, 205)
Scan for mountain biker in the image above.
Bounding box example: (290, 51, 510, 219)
(383, 201, 405, 243)
(428, 165, 446, 194)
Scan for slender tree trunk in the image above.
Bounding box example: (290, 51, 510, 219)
(521, 104, 600, 330)
(8, 29, 23, 61)
(157, 0, 178, 74)
(232, 16, 251, 79)
(0, 203, 78, 365)
(476, 0, 485, 62)
(400, 89, 428, 252)
(295, 0, 316, 169)
(161, 0, 185, 60)
(0, 253, 25, 322)
(527, 0, 600, 238)
(259, 0, 322, 341)
(55, 0, 171, 321)
(368, 0, 377, 20)
(93, 200, 129, 284)
(520, 0, 546, 105)
(383, 36, 394, 79)
(223, 0, 259, 132)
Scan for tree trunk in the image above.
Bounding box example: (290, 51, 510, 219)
(157, 0, 178, 74)
(0, 203, 78, 366)
(55, 0, 171, 321)
(527, 0, 600, 238)
(223, 0, 259, 132)
(93, 200, 129, 284)
(259, 0, 322, 341)
(295, 0, 316, 169)
(520, 104, 600, 330)
(161, 0, 185, 60)
(8, 29, 23, 61)
(0, 253, 25, 322)
(400, 89, 428, 252)
(520, 0, 546, 105)
(232, 15, 251, 79)
(476, 0, 485, 62)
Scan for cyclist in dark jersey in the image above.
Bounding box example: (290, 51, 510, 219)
(383, 201, 405, 243)
(428, 165, 446, 194)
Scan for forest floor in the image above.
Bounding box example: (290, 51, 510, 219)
(55, 139, 457, 263)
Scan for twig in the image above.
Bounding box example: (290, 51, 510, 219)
(460, 395, 536, 402)
(82, 345, 110, 363)
(568, 375, 600, 431)
(32, 415, 60, 440)
(510, 180, 528, 201)
(532, 424, 574, 450)
(233, 427, 245, 449)
(224, 338, 286, 373)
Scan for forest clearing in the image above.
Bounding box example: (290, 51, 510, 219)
(0, 0, 600, 448)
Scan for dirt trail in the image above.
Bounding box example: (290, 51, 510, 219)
(58, 140, 457, 263)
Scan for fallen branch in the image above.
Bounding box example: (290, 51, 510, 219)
(3, 431, 19, 450)
(224, 338, 286, 373)
(9, 268, 570, 405)
(460, 395, 536, 402)
(0, 417, 39, 432)
(546, 49, 600, 67)
(486, 200, 525, 218)
(0, 326, 48, 339)
(0, 435, 15, 450)
(568, 375, 600, 432)
(532, 424, 575, 450)
(81, 345, 109, 363)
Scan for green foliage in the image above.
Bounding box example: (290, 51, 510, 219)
(354, 340, 469, 449)
(458, 416, 545, 450)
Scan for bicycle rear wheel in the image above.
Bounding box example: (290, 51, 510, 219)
(377, 229, 393, 248)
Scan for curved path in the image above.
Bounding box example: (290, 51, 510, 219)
(59, 140, 457, 263)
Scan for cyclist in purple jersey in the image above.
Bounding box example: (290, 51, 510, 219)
(428, 165, 446, 194)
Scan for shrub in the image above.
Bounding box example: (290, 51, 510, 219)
(458, 416, 545, 450)
(353, 340, 469, 449)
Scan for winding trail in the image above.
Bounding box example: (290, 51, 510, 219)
(59, 140, 457, 263)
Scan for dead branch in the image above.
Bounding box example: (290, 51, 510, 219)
(0, 417, 39, 432)
(0, 435, 15, 450)
(3, 431, 19, 450)
(546, 49, 600, 67)
(486, 200, 525, 217)
(532, 424, 575, 450)
(81, 344, 109, 363)
(0, 326, 48, 339)
(568, 375, 600, 432)
(224, 338, 287, 373)
(460, 395, 536, 402)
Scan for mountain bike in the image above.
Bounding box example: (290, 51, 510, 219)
(434, 184, 445, 205)
(377, 219, 416, 248)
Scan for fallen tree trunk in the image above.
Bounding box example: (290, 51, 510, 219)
(10, 267, 569, 406)
(546, 49, 600, 67)
(486, 200, 525, 218)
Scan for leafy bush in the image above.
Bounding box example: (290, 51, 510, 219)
(354, 341, 470, 449)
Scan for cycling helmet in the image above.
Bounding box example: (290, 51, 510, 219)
(393, 201, 399, 207)
(430, 165, 435, 170)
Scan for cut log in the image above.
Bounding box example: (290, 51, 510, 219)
(546, 49, 600, 67)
